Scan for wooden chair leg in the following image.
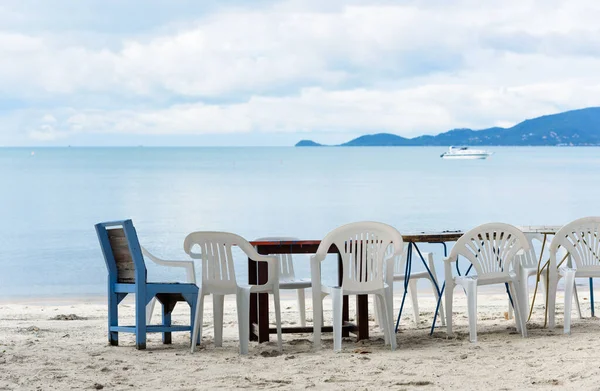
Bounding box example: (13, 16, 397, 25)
(162, 301, 173, 344)
(108, 290, 119, 346)
(135, 293, 147, 350)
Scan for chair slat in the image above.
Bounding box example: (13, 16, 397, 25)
(107, 228, 136, 283)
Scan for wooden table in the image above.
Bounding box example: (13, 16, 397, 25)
(249, 231, 463, 343)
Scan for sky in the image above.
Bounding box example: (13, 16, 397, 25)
(1, 0, 600, 146)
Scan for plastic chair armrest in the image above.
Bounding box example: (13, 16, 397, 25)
(141, 246, 197, 283)
(249, 254, 280, 285)
(383, 253, 395, 286)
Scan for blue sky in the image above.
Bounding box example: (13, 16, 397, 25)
(1, 0, 600, 146)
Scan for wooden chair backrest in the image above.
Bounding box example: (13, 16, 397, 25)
(96, 220, 146, 284)
(107, 228, 136, 283)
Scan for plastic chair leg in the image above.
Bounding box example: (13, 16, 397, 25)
(237, 288, 251, 355)
(190, 292, 205, 353)
(408, 279, 420, 325)
(373, 298, 381, 328)
(547, 271, 558, 329)
(297, 289, 306, 327)
(508, 281, 526, 337)
(311, 261, 322, 349)
(507, 298, 514, 320)
(213, 295, 225, 347)
(321, 293, 327, 327)
(375, 295, 388, 344)
(445, 283, 454, 337)
(426, 258, 446, 328)
(573, 284, 583, 319)
(332, 288, 343, 352)
(386, 286, 394, 334)
(383, 289, 396, 351)
(146, 297, 156, 324)
(524, 278, 530, 316)
(273, 289, 283, 351)
(464, 280, 477, 343)
(563, 270, 576, 335)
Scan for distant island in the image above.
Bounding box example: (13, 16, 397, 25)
(295, 107, 600, 146)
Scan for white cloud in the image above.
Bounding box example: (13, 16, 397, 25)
(15, 80, 600, 143)
(1, 0, 600, 144)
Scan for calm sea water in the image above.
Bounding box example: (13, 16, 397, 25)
(1, 146, 599, 298)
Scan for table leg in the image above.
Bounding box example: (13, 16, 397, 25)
(257, 260, 270, 343)
(590, 278, 595, 317)
(356, 295, 369, 340)
(248, 257, 258, 341)
(338, 252, 350, 337)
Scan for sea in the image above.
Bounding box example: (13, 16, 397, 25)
(1, 146, 599, 298)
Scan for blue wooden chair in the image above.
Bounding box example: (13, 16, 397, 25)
(95, 219, 198, 349)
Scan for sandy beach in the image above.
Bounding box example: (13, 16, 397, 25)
(1, 288, 600, 390)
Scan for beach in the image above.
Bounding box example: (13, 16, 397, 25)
(1, 289, 599, 390)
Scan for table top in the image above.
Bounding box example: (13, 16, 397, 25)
(518, 225, 562, 234)
(250, 230, 464, 246)
(250, 226, 564, 247)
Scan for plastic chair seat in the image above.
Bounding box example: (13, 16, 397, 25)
(393, 270, 430, 281)
(279, 279, 312, 290)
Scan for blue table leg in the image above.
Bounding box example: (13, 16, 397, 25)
(590, 278, 595, 317)
(431, 282, 445, 335)
(505, 283, 514, 308)
(412, 244, 443, 329)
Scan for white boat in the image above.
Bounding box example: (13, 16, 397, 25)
(440, 146, 493, 159)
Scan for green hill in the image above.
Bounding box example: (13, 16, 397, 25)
(295, 107, 600, 146)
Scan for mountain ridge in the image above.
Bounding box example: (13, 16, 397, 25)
(295, 107, 600, 146)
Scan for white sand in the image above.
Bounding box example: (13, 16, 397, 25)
(1, 289, 599, 390)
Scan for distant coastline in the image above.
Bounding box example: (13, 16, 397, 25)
(296, 107, 600, 147)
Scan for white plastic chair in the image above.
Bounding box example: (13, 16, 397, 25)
(311, 222, 403, 351)
(508, 233, 582, 320)
(547, 217, 600, 334)
(185, 232, 283, 355)
(445, 223, 529, 342)
(254, 237, 311, 327)
(374, 245, 445, 328)
(142, 247, 197, 325)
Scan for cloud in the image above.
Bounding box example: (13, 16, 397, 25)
(15, 80, 600, 144)
(1, 0, 600, 145)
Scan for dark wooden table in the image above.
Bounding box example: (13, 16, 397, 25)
(248, 231, 463, 343)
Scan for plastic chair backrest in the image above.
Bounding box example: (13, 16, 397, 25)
(449, 223, 530, 277)
(315, 222, 403, 292)
(550, 217, 600, 269)
(254, 237, 298, 281)
(518, 233, 545, 269)
(95, 219, 147, 284)
(183, 232, 245, 290)
(390, 244, 410, 275)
